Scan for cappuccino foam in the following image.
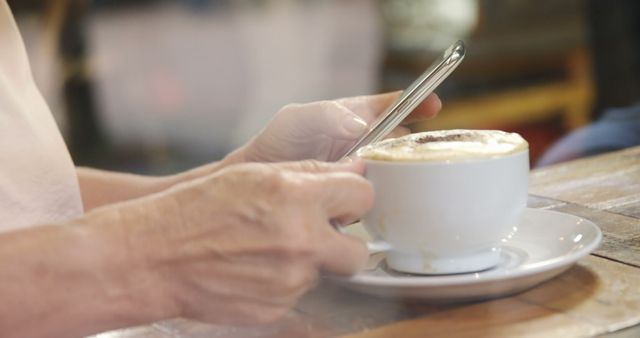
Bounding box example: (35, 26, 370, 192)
(357, 129, 528, 162)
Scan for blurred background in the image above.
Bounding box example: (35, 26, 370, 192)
(9, 0, 640, 174)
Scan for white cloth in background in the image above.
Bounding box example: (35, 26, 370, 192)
(0, 1, 82, 232)
(88, 1, 381, 160)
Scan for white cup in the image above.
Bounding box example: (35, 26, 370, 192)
(361, 149, 529, 274)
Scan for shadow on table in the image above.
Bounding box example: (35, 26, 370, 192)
(148, 265, 597, 338)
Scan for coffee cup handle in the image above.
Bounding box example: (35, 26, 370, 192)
(331, 220, 392, 254)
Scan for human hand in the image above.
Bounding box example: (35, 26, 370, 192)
(231, 92, 441, 163)
(125, 160, 372, 325)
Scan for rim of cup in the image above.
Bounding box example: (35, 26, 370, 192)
(357, 148, 529, 166)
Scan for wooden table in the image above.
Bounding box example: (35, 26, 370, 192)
(94, 146, 640, 338)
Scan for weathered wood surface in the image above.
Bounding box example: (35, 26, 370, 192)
(346, 255, 640, 338)
(94, 146, 640, 338)
(530, 146, 640, 219)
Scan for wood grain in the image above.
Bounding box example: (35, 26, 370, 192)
(343, 256, 640, 338)
(530, 146, 640, 219)
(535, 202, 640, 267)
(93, 146, 640, 338)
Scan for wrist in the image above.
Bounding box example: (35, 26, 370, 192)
(164, 149, 245, 189)
(0, 209, 180, 337)
(78, 206, 181, 325)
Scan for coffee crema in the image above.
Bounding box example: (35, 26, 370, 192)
(357, 129, 528, 162)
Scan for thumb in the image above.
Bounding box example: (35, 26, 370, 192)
(282, 101, 369, 140)
(275, 159, 365, 175)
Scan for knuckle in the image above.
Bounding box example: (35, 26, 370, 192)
(320, 100, 347, 113)
(271, 170, 289, 191)
(260, 168, 290, 197)
(284, 178, 306, 198)
(280, 103, 302, 114)
(298, 159, 325, 173)
(280, 268, 315, 292)
(316, 100, 334, 111)
(284, 176, 319, 202)
(279, 229, 315, 257)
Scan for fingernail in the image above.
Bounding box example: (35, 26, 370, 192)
(343, 115, 368, 136)
(433, 94, 442, 110)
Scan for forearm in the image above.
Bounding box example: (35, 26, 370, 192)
(0, 208, 175, 337)
(77, 151, 245, 210)
(78, 167, 171, 210)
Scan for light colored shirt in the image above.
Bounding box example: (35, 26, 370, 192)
(0, 1, 83, 232)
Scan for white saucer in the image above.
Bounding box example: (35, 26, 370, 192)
(333, 208, 602, 302)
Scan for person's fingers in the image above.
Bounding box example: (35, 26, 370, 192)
(271, 160, 371, 224)
(402, 93, 442, 124)
(337, 92, 441, 125)
(386, 126, 412, 139)
(316, 231, 369, 276)
(313, 171, 374, 225)
(281, 101, 369, 140)
(268, 160, 373, 276)
(277, 162, 372, 223)
(189, 258, 315, 306)
(337, 91, 402, 120)
(275, 159, 365, 176)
